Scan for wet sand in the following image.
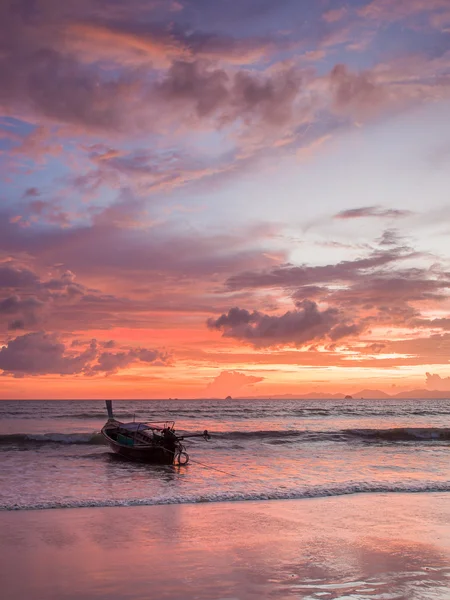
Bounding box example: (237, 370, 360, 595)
(2, 493, 450, 599)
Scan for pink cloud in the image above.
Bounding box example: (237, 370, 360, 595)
(322, 7, 348, 23)
(426, 372, 450, 390)
(204, 370, 264, 397)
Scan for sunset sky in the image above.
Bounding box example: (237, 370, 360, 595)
(1, 0, 450, 399)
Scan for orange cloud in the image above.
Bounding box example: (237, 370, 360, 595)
(65, 22, 188, 68)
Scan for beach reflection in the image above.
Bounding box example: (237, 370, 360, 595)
(2, 493, 450, 600)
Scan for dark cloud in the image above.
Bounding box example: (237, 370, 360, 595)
(158, 60, 230, 118)
(24, 187, 40, 197)
(8, 319, 25, 331)
(0, 331, 170, 377)
(335, 206, 413, 220)
(0, 295, 43, 315)
(87, 347, 170, 375)
(223, 240, 450, 338)
(328, 322, 365, 341)
(378, 229, 403, 246)
(0, 332, 97, 377)
(0, 265, 40, 289)
(0, 293, 44, 330)
(329, 271, 450, 308)
(157, 60, 304, 127)
(411, 317, 450, 331)
(207, 307, 258, 329)
(226, 249, 407, 291)
(207, 300, 361, 347)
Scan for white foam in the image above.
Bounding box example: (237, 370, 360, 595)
(3, 480, 450, 511)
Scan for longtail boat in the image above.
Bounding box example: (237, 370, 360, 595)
(101, 401, 210, 464)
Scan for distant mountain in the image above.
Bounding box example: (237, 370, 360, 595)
(352, 389, 391, 399)
(391, 389, 450, 399)
(235, 388, 450, 400)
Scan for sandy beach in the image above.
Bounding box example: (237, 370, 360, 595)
(2, 492, 450, 600)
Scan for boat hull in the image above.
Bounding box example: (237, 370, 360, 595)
(101, 429, 176, 464)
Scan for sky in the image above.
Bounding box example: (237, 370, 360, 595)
(1, 0, 450, 399)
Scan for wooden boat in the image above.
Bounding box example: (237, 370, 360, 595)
(101, 401, 210, 464)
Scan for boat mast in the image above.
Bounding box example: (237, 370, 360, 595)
(105, 400, 114, 420)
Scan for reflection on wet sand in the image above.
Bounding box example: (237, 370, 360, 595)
(2, 492, 450, 599)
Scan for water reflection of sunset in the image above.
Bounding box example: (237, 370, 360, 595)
(3, 494, 450, 599)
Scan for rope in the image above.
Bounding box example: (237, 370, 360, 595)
(165, 446, 238, 478)
(156, 437, 239, 478)
(179, 457, 239, 478)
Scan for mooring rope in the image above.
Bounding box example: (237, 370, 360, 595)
(182, 457, 239, 478)
(166, 445, 238, 478)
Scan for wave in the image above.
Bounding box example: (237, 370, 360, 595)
(215, 427, 450, 442)
(3, 481, 450, 511)
(53, 412, 139, 420)
(0, 432, 105, 445)
(345, 427, 450, 441)
(1, 426, 450, 448)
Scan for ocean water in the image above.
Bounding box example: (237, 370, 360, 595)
(1, 398, 450, 511)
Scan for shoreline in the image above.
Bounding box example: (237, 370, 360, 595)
(4, 485, 450, 512)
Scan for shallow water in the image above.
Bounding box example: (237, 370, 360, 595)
(1, 398, 450, 510)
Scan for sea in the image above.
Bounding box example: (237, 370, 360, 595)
(1, 398, 450, 512)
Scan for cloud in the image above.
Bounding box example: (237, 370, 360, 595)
(412, 317, 450, 331)
(329, 63, 388, 118)
(86, 347, 171, 375)
(223, 237, 450, 338)
(66, 21, 275, 67)
(334, 206, 413, 220)
(0, 204, 282, 285)
(0, 265, 40, 289)
(0, 2, 304, 138)
(0, 295, 44, 329)
(207, 300, 362, 347)
(226, 248, 408, 291)
(358, 0, 450, 23)
(0, 332, 98, 377)
(322, 7, 348, 23)
(426, 372, 450, 391)
(204, 370, 264, 397)
(0, 331, 170, 377)
(156, 60, 304, 129)
(328, 322, 365, 341)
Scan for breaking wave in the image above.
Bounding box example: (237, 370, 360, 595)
(0, 432, 105, 445)
(4, 481, 450, 511)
